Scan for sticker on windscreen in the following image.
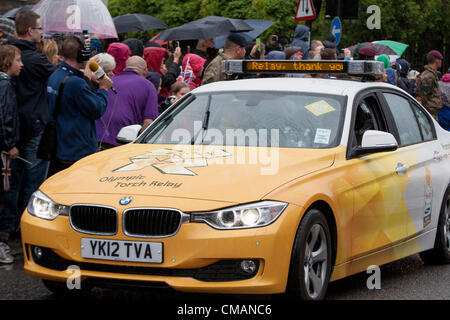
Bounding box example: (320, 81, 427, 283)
(314, 128, 332, 144)
(305, 100, 335, 116)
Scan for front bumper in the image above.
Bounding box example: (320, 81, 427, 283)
(21, 199, 303, 294)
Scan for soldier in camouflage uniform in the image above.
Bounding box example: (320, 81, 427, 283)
(201, 33, 247, 85)
(417, 50, 444, 119)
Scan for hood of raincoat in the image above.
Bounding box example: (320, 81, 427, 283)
(386, 68, 396, 85)
(107, 42, 131, 75)
(396, 59, 411, 78)
(290, 25, 310, 59)
(178, 53, 206, 90)
(144, 46, 166, 73)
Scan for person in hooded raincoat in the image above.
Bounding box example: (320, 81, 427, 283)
(143, 46, 181, 104)
(396, 59, 417, 97)
(177, 53, 206, 91)
(290, 25, 310, 60)
(107, 42, 131, 75)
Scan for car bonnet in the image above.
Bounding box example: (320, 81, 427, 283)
(40, 143, 336, 204)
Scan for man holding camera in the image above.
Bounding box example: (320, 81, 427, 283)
(46, 36, 112, 176)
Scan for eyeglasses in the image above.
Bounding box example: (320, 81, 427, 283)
(32, 27, 43, 31)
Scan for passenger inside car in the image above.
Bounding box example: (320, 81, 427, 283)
(354, 98, 378, 146)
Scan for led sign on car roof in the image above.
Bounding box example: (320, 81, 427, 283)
(222, 60, 385, 75)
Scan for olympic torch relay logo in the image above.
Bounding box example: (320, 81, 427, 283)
(113, 148, 231, 176)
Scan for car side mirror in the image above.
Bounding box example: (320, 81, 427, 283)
(351, 130, 398, 157)
(116, 125, 142, 144)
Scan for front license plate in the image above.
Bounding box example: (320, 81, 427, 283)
(81, 238, 163, 263)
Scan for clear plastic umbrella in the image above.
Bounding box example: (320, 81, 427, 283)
(32, 0, 118, 39)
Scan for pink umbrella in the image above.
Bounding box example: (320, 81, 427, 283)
(33, 0, 118, 39)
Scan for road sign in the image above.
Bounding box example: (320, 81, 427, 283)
(295, 0, 317, 22)
(331, 16, 342, 46)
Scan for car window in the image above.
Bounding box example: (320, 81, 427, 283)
(411, 102, 434, 141)
(142, 91, 346, 149)
(353, 95, 385, 146)
(383, 93, 422, 146)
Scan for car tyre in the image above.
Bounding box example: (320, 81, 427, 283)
(42, 279, 92, 296)
(420, 185, 450, 265)
(287, 208, 333, 300)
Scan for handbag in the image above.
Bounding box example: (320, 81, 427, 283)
(37, 75, 71, 161)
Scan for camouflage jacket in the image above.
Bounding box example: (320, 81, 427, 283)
(417, 65, 443, 116)
(201, 52, 237, 85)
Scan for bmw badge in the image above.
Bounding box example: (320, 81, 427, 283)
(119, 196, 132, 206)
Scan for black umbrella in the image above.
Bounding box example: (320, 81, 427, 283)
(186, 16, 254, 32)
(113, 13, 168, 33)
(214, 19, 276, 48)
(2, 5, 35, 20)
(155, 20, 230, 41)
(156, 16, 253, 41)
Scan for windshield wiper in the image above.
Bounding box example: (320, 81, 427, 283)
(140, 94, 196, 144)
(191, 95, 212, 145)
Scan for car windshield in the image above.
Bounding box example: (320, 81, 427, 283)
(139, 91, 346, 148)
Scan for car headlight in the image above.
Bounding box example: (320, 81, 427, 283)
(190, 201, 287, 230)
(27, 190, 70, 221)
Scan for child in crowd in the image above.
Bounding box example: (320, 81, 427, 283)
(41, 39, 61, 66)
(0, 45, 23, 264)
(159, 82, 190, 114)
(0, 45, 22, 161)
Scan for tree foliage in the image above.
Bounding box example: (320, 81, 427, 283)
(108, 0, 448, 70)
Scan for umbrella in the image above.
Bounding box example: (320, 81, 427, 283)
(32, 0, 118, 39)
(1, 5, 35, 19)
(348, 42, 397, 56)
(156, 16, 254, 41)
(155, 23, 226, 41)
(113, 13, 168, 33)
(214, 19, 276, 48)
(148, 33, 171, 47)
(186, 16, 254, 32)
(373, 40, 409, 57)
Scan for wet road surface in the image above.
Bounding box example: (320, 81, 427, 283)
(1, 238, 449, 301)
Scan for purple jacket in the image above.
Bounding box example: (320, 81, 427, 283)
(96, 69, 159, 146)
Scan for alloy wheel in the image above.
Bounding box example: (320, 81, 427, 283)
(303, 223, 328, 299)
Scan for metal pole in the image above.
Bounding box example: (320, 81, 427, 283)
(307, 19, 312, 52)
(337, 0, 342, 18)
(306, 0, 314, 50)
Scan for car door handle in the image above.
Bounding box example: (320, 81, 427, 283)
(433, 151, 443, 161)
(395, 162, 409, 176)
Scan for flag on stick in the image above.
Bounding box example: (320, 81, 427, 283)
(1, 152, 11, 191)
(176, 56, 194, 84)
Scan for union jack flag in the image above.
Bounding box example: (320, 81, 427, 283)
(176, 57, 195, 84)
(1, 152, 11, 191)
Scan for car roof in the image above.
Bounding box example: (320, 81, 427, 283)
(193, 77, 401, 97)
